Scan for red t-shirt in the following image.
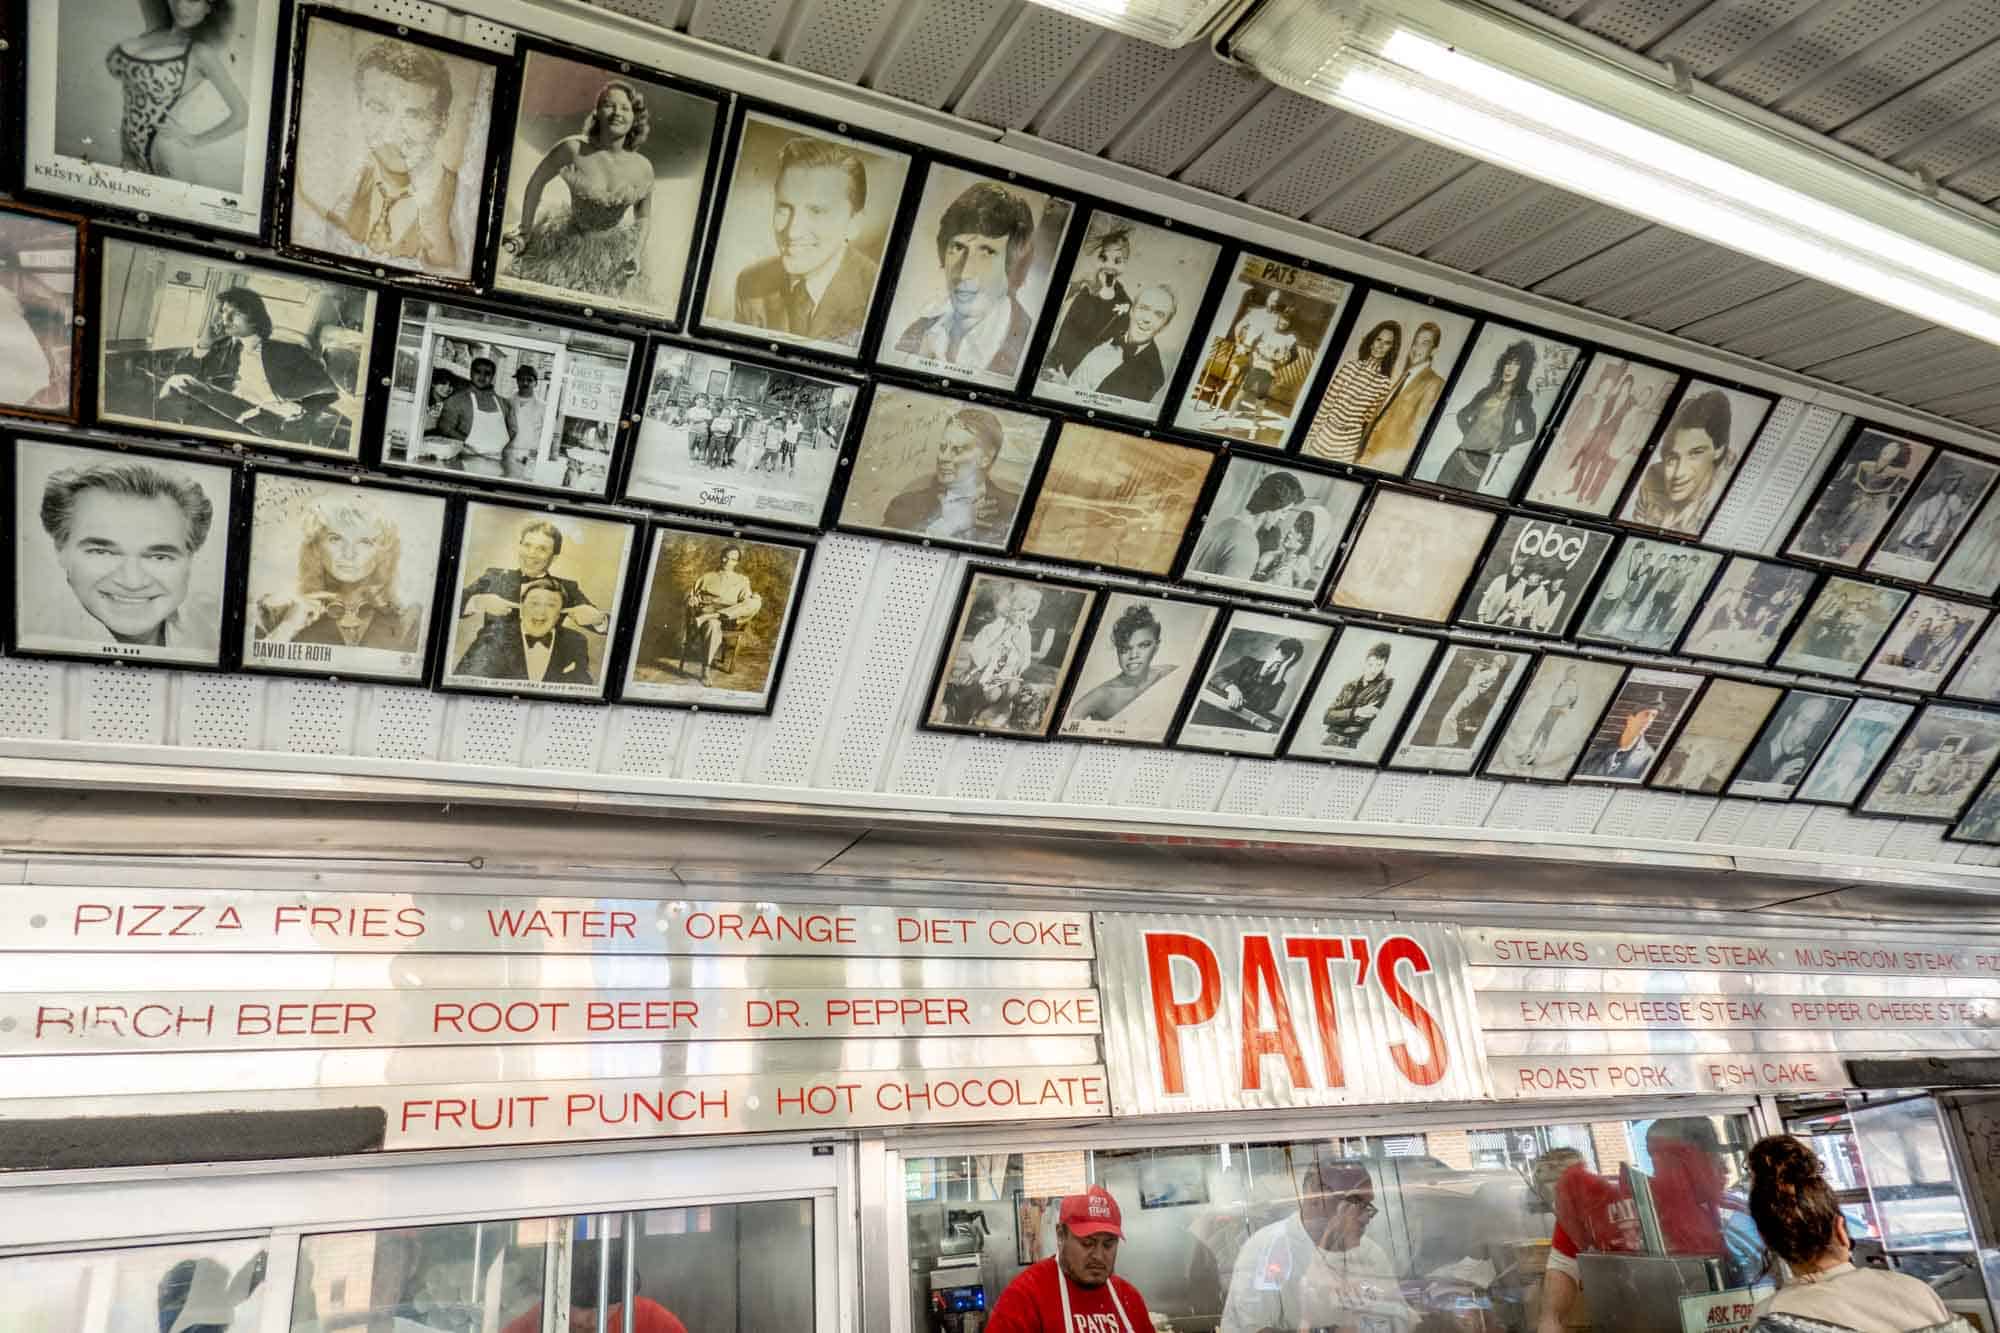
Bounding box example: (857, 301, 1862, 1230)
(986, 1257, 1153, 1333)
(498, 1297, 688, 1333)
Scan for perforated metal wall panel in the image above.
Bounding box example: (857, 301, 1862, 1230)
(871, 0, 1015, 108)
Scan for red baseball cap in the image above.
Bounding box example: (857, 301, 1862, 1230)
(1058, 1186, 1124, 1239)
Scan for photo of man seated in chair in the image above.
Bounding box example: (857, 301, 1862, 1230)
(622, 527, 807, 712)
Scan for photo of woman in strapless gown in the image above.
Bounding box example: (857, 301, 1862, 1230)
(106, 0, 249, 179)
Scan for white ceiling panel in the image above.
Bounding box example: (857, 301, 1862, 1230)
(1176, 89, 1340, 197)
(1579, 0, 1717, 51)
(870, 0, 1014, 107)
(1310, 139, 1481, 237)
(1529, 226, 1715, 305)
(1649, 0, 1822, 76)
(1412, 183, 1595, 274)
(1675, 277, 1852, 345)
(1035, 33, 1195, 152)
(1242, 112, 1413, 218)
(954, 6, 1102, 130)
(779, 0, 905, 81)
(1478, 203, 1653, 288)
(1107, 51, 1268, 176)
(1763, 310, 1930, 370)
(1367, 163, 1545, 255)
(1777, 1, 2000, 131)
(1710, 0, 1936, 106)
(686, 0, 788, 53)
(1633, 260, 1801, 331)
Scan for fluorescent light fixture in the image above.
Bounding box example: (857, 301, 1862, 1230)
(1230, 0, 2000, 349)
(1022, 0, 1244, 47)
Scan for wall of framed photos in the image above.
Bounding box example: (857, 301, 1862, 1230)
(6, 0, 2000, 868)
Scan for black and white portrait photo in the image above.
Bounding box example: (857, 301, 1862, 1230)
(9, 437, 233, 668)
(1863, 594, 1986, 693)
(1947, 618, 2000, 703)
(1866, 451, 2000, 585)
(1286, 627, 1438, 766)
(620, 527, 806, 711)
(1330, 490, 1497, 625)
(1729, 691, 1851, 801)
(22, 0, 280, 235)
(96, 238, 376, 460)
(1483, 656, 1626, 783)
(1055, 593, 1217, 744)
(1859, 705, 2000, 821)
(1796, 699, 1913, 805)
(925, 571, 1096, 738)
(1785, 427, 1932, 568)
(1174, 610, 1334, 757)
(1409, 323, 1580, 500)
(1575, 538, 1721, 653)
(1939, 488, 2000, 599)
(240, 473, 446, 682)
(495, 50, 721, 324)
(1298, 291, 1474, 476)
(1679, 556, 1816, 666)
(1032, 211, 1218, 421)
(1173, 255, 1350, 449)
(440, 502, 637, 701)
(1775, 576, 1910, 680)
(1523, 355, 1679, 517)
(626, 345, 858, 527)
(283, 14, 498, 283)
(1458, 517, 1612, 639)
(1953, 770, 2000, 845)
(0, 203, 82, 420)
(700, 112, 910, 358)
(1017, 426, 1215, 578)
(1617, 381, 1770, 538)
(1388, 644, 1531, 774)
(837, 385, 1048, 552)
(1573, 667, 1702, 786)
(1650, 678, 1781, 795)
(1182, 457, 1361, 603)
(384, 301, 636, 498)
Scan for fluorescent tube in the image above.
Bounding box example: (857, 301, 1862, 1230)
(1021, 0, 1244, 46)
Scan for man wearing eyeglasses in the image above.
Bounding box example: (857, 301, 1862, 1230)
(1221, 1158, 1413, 1333)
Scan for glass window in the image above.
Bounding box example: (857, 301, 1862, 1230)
(2, 1236, 269, 1333)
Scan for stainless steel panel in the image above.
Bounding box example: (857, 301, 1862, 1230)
(1489, 1051, 1847, 1099)
(1477, 988, 2000, 1033)
(1460, 925, 1997, 979)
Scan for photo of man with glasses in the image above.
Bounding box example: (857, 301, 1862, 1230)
(1221, 1157, 1413, 1333)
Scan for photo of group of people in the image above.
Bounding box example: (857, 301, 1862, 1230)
(1299, 290, 1474, 476)
(1575, 539, 1721, 653)
(1458, 517, 1612, 639)
(1176, 255, 1350, 448)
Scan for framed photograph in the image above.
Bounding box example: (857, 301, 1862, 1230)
(1173, 609, 1334, 757)
(1172, 252, 1351, 448)
(1861, 593, 1986, 693)
(0, 200, 82, 422)
(1795, 698, 1915, 806)
(1408, 321, 1582, 500)
(1286, 626, 1439, 767)
(697, 109, 910, 359)
(1016, 424, 1215, 578)
(280, 11, 499, 285)
(1649, 678, 1782, 795)
(1328, 489, 1497, 625)
(922, 568, 1097, 739)
(1678, 556, 1817, 666)
(1180, 455, 1360, 602)
(20, 0, 282, 237)
(1865, 450, 2000, 585)
(1387, 643, 1533, 774)
(1946, 617, 2000, 703)
(617, 526, 808, 712)
(1522, 353, 1679, 517)
(95, 235, 376, 460)
(1783, 426, 1932, 568)
(8, 434, 235, 668)
(1031, 210, 1220, 422)
(1483, 655, 1627, 783)
(493, 45, 722, 326)
(1937, 486, 2000, 599)
(1053, 591, 1219, 745)
(439, 501, 637, 702)
(1950, 769, 2000, 845)
(1729, 690, 1852, 801)
(1572, 667, 1704, 786)
(1574, 538, 1722, 653)
(1137, 1153, 1211, 1209)
(1616, 380, 1772, 538)
(835, 384, 1048, 552)
(1773, 575, 1910, 680)
(1856, 704, 2000, 822)
(624, 342, 859, 528)
(382, 299, 637, 499)
(239, 471, 447, 683)
(876, 162, 1074, 390)
(1456, 516, 1612, 639)
(1296, 289, 1474, 475)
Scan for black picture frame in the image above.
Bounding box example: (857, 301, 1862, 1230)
(1780, 420, 1936, 572)
(1674, 555, 1821, 670)
(1788, 695, 1917, 809)
(1324, 484, 1504, 630)
(1726, 687, 1855, 803)
(1169, 604, 1338, 759)
(1454, 513, 1616, 641)
(1014, 418, 1220, 580)
(1381, 637, 1536, 776)
(1643, 673, 1786, 797)
(1400, 315, 1589, 505)
(1859, 594, 1990, 695)
(1174, 448, 1367, 606)
(1571, 533, 1727, 656)
(0, 195, 85, 425)
(1945, 764, 2000, 846)
(1771, 573, 1913, 683)
(1516, 347, 1684, 522)
(1568, 664, 1710, 788)
(1852, 701, 2000, 824)
(918, 563, 1102, 741)
(1280, 621, 1449, 770)
(1861, 446, 2000, 588)
(1608, 374, 1777, 544)
(1049, 585, 1227, 749)
(1478, 650, 1632, 786)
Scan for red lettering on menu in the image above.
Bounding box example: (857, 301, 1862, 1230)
(685, 911, 856, 945)
(1146, 933, 1222, 1095)
(1377, 936, 1449, 1086)
(1491, 937, 1590, 963)
(237, 1002, 377, 1037)
(1285, 937, 1349, 1088)
(1239, 934, 1310, 1092)
(483, 908, 636, 940)
(271, 905, 426, 938)
(70, 903, 247, 937)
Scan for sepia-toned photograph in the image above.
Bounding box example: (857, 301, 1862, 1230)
(1297, 290, 1474, 475)
(240, 473, 447, 682)
(1032, 211, 1219, 421)
(1729, 690, 1852, 801)
(1174, 610, 1334, 757)
(1329, 490, 1497, 625)
(10, 436, 234, 668)
(383, 301, 636, 498)
(925, 570, 1096, 738)
(1679, 556, 1816, 666)
(284, 15, 497, 283)
(1054, 592, 1218, 744)
(1617, 380, 1770, 537)
(1774, 576, 1911, 680)
(96, 237, 375, 460)
(495, 50, 721, 324)
(1938, 487, 2000, 599)
(1785, 427, 1933, 568)
(1858, 704, 2000, 821)
(1796, 698, 1914, 805)
(1388, 644, 1532, 774)
(1457, 516, 1612, 639)
(0, 203, 82, 420)
(1866, 450, 2000, 584)
(1947, 617, 2000, 703)
(23, 0, 281, 235)
(1650, 678, 1782, 794)
(1484, 655, 1626, 783)
(1522, 354, 1679, 517)
(1575, 538, 1722, 653)
(878, 164, 1073, 389)
(1286, 627, 1439, 766)
(1952, 769, 2000, 844)
(1181, 456, 1361, 602)
(620, 527, 807, 711)
(701, 111, 910, 358)
(1409, 321, 1581, 500)
(1173, 254, 1350, 448)
(837, 385, 1047, 551)
(1573, 667, 1703, 785)
(440, 501, 637, 701)
(1017, 424, 1215, 577)
(626, 344, 858, 527)
(1862, 593, 1986, 693)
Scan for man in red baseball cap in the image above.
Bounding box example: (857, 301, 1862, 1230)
(987, 1185, 1154, 1332)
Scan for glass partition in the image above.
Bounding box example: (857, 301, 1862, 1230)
(5, 1236, 270, 1333)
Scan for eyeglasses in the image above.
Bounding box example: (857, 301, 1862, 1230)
(1337, 1194, 1379, 1221)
